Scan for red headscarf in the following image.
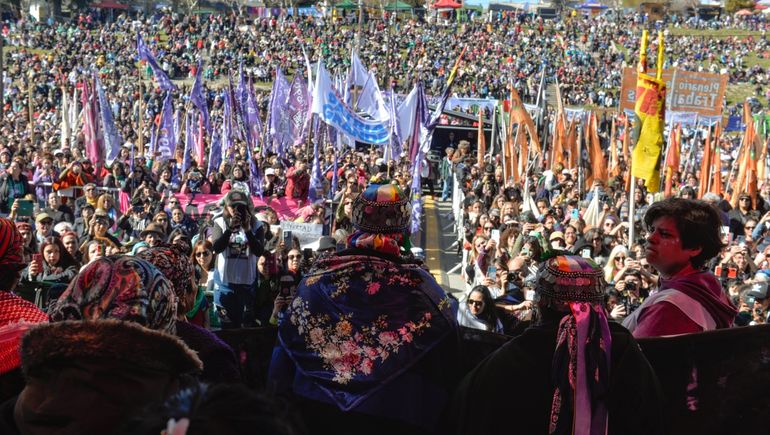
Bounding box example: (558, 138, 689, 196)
(0, 217, 25, 271)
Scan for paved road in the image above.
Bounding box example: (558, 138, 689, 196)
(422, 196, 467, 298)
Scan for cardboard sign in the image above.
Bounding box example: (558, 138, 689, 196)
(279, 221, 323, 248)
(619, 67, 727, 118)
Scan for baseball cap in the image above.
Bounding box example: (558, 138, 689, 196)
(549, 231, 565, 242)
(35, 213, 53, 223)
(265, 168, 275, 176)
(224, 190, 249, 207)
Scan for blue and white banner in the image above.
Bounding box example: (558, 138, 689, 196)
(311, 62, 391, 145)
(95, 75, 122, 166)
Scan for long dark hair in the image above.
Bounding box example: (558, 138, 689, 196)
(191, 240, 215, 271)
(40, 236, 79, 269)
(468, 285, 499, 327)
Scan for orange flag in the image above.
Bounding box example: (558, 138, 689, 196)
(551, 113, 566, 170)
(697, 125, 711, 199)
(509, 87, 541, 153)
(710, 139, 723, 197)
(664, 123, 681, 198)
(477, 110, 486, 168)
(608, 117, 620, 179)
(565, 118, 578, 169)
(731, 103, 759, 208)
(622, 115, 632, 191)
(518, 124, 529, 180)
(587, 112, 607, 186)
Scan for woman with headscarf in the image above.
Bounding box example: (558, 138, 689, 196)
(138, 244, 240, 383)
(450, 255, 664, 435)
(1, 256, 202, 435)
(269, 183, 460, 435)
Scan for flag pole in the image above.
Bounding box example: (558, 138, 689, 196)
(138, 83, 145, 157)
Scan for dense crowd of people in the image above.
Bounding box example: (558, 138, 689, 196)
(0, 5, 768, 435)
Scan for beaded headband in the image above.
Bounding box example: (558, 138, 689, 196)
(536, 255, 606, 303)
(351, 183, 411, 234)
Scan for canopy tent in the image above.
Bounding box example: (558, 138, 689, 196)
(91, 1, 129, 9)
(384, 0, 413, 11)
(432, 0, 462, 8)
(735, 8, 754, 15)
(335, 0, 359, 10)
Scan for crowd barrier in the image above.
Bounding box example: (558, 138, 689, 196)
(215, 324, 770, 434)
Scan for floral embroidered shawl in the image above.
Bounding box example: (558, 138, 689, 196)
(276, 253, 456, 411)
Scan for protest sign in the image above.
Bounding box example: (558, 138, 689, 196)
(620, 68, 727, 117)
(280, 221, 323, 247)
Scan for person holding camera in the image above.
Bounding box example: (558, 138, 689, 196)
(623, 198, 737, 337)
(210, 191, 265, 329)
(181, 166, 211, 194)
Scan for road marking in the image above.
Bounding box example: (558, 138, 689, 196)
(423, 196, 444, 286)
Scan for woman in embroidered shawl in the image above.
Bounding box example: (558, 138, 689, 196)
(268, 183, 460, 435)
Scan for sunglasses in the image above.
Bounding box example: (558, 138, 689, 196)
(615, 256, 626, 261)
(746, 226, 756, 230)
(156, 218, 168, 222)
(195, 251, 211, 257)
(740, 198, 751, 202)
(484, 226, 494, 231)
(467, 300, 483, 307)
(287, 255, 301, 260)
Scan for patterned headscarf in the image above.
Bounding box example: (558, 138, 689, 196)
(348, 183, 411, 256)
(48, 256, 177, 334)
(0, 217, 25, 271)
(136, 244, 195, 303)
(536, 255, 612, 435)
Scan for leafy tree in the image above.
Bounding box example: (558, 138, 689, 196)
(725, 0, 756, 13)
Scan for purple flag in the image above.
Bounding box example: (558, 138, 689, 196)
(410, 83, 430, 234)
(246, 138, 262, 198)
(236, 60, 248, 112)
(95, 75, 122, 166)
(173, 108, 181, 146)
(228, 74, 244, 142)
(155, 93, 176, 161)
(286, 74, 310, 146)
(136, 33, 176, 92)
(207, 131, 221, 177)
(387, 87, 401, 160)
(222, 90, 234, 162)
(189, 60, 211, 135)
(149, 119, 157, 158)
(244, 79, 263, 152)
(268, 67, 291, 154)
(330, 141, 339, 200)
(181, 112, 194, 176)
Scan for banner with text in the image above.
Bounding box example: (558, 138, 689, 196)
(620, 67, 727, 118)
